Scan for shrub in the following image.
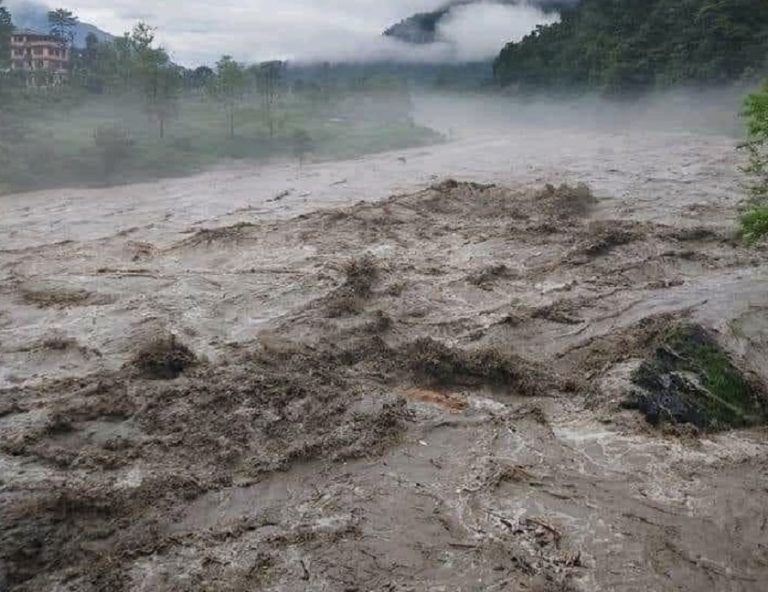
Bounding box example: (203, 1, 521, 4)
(739, 207, 768, 245)
(742, 81, 768, 201)
(93, 125, 135, 176)
(739, 82, 768, 243)
(342, 255, 379, 296)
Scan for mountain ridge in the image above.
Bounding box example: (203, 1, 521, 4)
(7, 0, 113, 47)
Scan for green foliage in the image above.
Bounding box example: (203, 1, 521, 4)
(739, 207, 768, 244)
(189, 66, 214, 89)
(739, 81, 768, 243)
(0, 0, 12, 68)
(127, 24, 181, 138)
(209, 56, 246, 138)
(631, 323, 766, 430)
(253, 61, 285, 138)
(494, 0, 768, 94)
(47, 8, 78, 47)
(742, 81, 768, 199)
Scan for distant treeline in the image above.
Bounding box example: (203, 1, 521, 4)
(494, 0, 768, 93)
(285, 61, 493, 91)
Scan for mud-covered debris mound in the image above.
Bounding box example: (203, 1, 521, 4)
(406, 337, 549, 396)
(467, 264, 515, 290)
(341, 254, 379, 295)
(130, 335, 197, 379)
(0, 345, 409, 588)
(537, 182, 597, 218)
(325, 254, 380, 316)
(570, 220, 642, 260)
(626, 323, 767, 431)
(430, 178, 496, 193)
(176, 221, 258, 248)
(19, 286, 93, 308)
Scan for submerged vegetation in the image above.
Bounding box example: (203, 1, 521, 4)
(131, 335, 197, 380)
(628, 324, 766, 431)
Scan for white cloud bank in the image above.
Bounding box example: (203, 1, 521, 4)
(7, 0, 559, 66)
(437, 2, 558, 62)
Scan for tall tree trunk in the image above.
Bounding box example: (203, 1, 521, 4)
(266, 103, 274, 139)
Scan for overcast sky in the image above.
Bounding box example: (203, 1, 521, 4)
(10, 1, 558, 66)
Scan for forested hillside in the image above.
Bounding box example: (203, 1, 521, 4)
(494, 0, 768, 93)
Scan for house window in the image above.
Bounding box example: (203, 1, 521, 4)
(34, 47, 43, 55)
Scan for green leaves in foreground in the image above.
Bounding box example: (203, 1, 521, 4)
(740, 82, 768, 244)
(739, 207, 768, 245)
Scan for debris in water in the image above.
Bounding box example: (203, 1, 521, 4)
(467, 264, 515, 290)
(267, 189, 292, 202)
(402, 387, 468, 413)
(131, 334, 197, 380)
(326, 254, 380, 317)
(536, 183, 597, 218)
(406, 338, 545, 395)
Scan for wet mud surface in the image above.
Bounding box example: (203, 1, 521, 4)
(2, 120, 768, 591)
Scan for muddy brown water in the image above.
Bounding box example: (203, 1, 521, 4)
(1, 96, 768, 591)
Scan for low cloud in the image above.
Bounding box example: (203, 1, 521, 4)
(436, 2, 559, 61)
(6, 0, 560, 65)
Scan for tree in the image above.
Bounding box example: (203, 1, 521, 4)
(48, 8, 78, 49)
(210, 55, 245, 138)
(0, 0, 12, 69)
(292, 129, 313, 174)
(255, 61, 284, 139)
(71, 32, 128, 94)
(130, 23, 180, 139)
(188, 65, 214, 89)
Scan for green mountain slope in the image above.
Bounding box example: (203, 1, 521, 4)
(493, 0, 768, 93)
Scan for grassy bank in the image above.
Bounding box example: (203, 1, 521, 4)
(0, 91, 442, 195)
